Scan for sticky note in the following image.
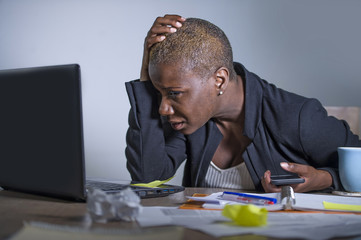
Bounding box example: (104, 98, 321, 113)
(323, 201, 361, 212)
(130, 176, 174, 188)
(222, 204, 268, 226)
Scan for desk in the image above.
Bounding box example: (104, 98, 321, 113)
(0, 188, 358, 240)
(0, 187, 228, 240)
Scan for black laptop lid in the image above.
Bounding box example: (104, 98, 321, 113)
(0, 64, 86, 200)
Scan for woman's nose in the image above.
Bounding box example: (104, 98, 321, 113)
(159, 98, 174, 116)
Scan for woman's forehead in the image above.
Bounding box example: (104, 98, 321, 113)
(150, 63, 200, 86)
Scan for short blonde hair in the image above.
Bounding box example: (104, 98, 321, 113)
(149, 18, 236, 81)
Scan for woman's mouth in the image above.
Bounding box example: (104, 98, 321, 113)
(170, 121, 185, 131)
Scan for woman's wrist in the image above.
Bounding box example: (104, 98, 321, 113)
(316, 169, 333, 190)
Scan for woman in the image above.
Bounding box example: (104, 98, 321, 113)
(125, 15, 361, 193)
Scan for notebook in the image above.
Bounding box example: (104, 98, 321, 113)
(0, 64, 184, 201)
(186, 186, 361, 212)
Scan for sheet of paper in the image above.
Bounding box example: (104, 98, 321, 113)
(10, 221, 184, 240)
(136, 206, 361, 240)
(136, 206, 228, 227)
(189, 212, 361, 240)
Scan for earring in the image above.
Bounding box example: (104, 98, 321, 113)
(218, 91, 223, 96)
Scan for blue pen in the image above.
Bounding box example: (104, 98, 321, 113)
(222, 191, 277, 205)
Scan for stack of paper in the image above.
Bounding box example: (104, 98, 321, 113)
(136, 191, 361, 239)
(136, 206, 361, 240)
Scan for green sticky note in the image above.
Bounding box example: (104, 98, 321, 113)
(222, 204, 268, 227)
(130, 176, 174, 188)
(323, 201, 361, 212)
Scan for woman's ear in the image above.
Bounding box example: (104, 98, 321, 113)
(214, 67, 230, 96)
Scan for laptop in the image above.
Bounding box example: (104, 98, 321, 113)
(0, 64, 184, 201)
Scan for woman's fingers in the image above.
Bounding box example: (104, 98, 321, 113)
(140, 14, 185, 81)
(145, 15, 185, 48)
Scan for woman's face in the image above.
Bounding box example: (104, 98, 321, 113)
(149, 63, 220, 135)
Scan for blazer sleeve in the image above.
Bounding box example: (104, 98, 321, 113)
(125, 80, 187, 183)
(299, 99, 361, 190)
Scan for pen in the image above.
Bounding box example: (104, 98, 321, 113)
(222, 191, 277, 205)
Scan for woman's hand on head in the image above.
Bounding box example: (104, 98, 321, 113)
(261, 162, 333, 193)
(140, 14, 186, 81)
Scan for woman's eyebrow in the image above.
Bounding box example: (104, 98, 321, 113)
(161, 86, 184, 90)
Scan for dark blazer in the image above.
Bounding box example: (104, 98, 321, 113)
(125, 62, 361, 191)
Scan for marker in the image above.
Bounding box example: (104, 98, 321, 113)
(222, 191, 277, 205)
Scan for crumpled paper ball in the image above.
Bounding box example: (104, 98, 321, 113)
(87, 187, 142, 223)
(222, 204, 268, 226)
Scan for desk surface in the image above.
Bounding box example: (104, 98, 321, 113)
(0, 187, 228, 240)
(0, 187, 358, 240)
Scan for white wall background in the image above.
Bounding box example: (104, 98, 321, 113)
(1, 0, 360, 185)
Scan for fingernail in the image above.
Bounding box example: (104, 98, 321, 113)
(159, 36, 166, 40)
(170, 28, 177, 33)
(175, 21, 182, 27)
(280, 162, 289, 168)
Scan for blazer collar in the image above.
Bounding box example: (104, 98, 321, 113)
(234, 62, 263, 140)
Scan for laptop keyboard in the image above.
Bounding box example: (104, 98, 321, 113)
(85, 180, 129, 191)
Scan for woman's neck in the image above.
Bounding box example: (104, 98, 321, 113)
(213, 75, 245, 125)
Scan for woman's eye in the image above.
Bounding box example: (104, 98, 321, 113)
(168, 91, 181, 97)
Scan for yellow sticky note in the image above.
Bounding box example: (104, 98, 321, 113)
(130, 176, 174, 188)
(323, 201, 361, 212)
(222, 204, 268, 227)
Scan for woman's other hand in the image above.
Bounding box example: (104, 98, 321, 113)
(261, 162, 333, 193)
(140, 14, 186, 81)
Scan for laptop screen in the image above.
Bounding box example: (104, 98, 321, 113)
(0, 64, 86, 200)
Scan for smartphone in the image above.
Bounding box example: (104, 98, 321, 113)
(270, 174, 305, 186)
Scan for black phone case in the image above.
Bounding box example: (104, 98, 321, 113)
(271, 175, 305, 186)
